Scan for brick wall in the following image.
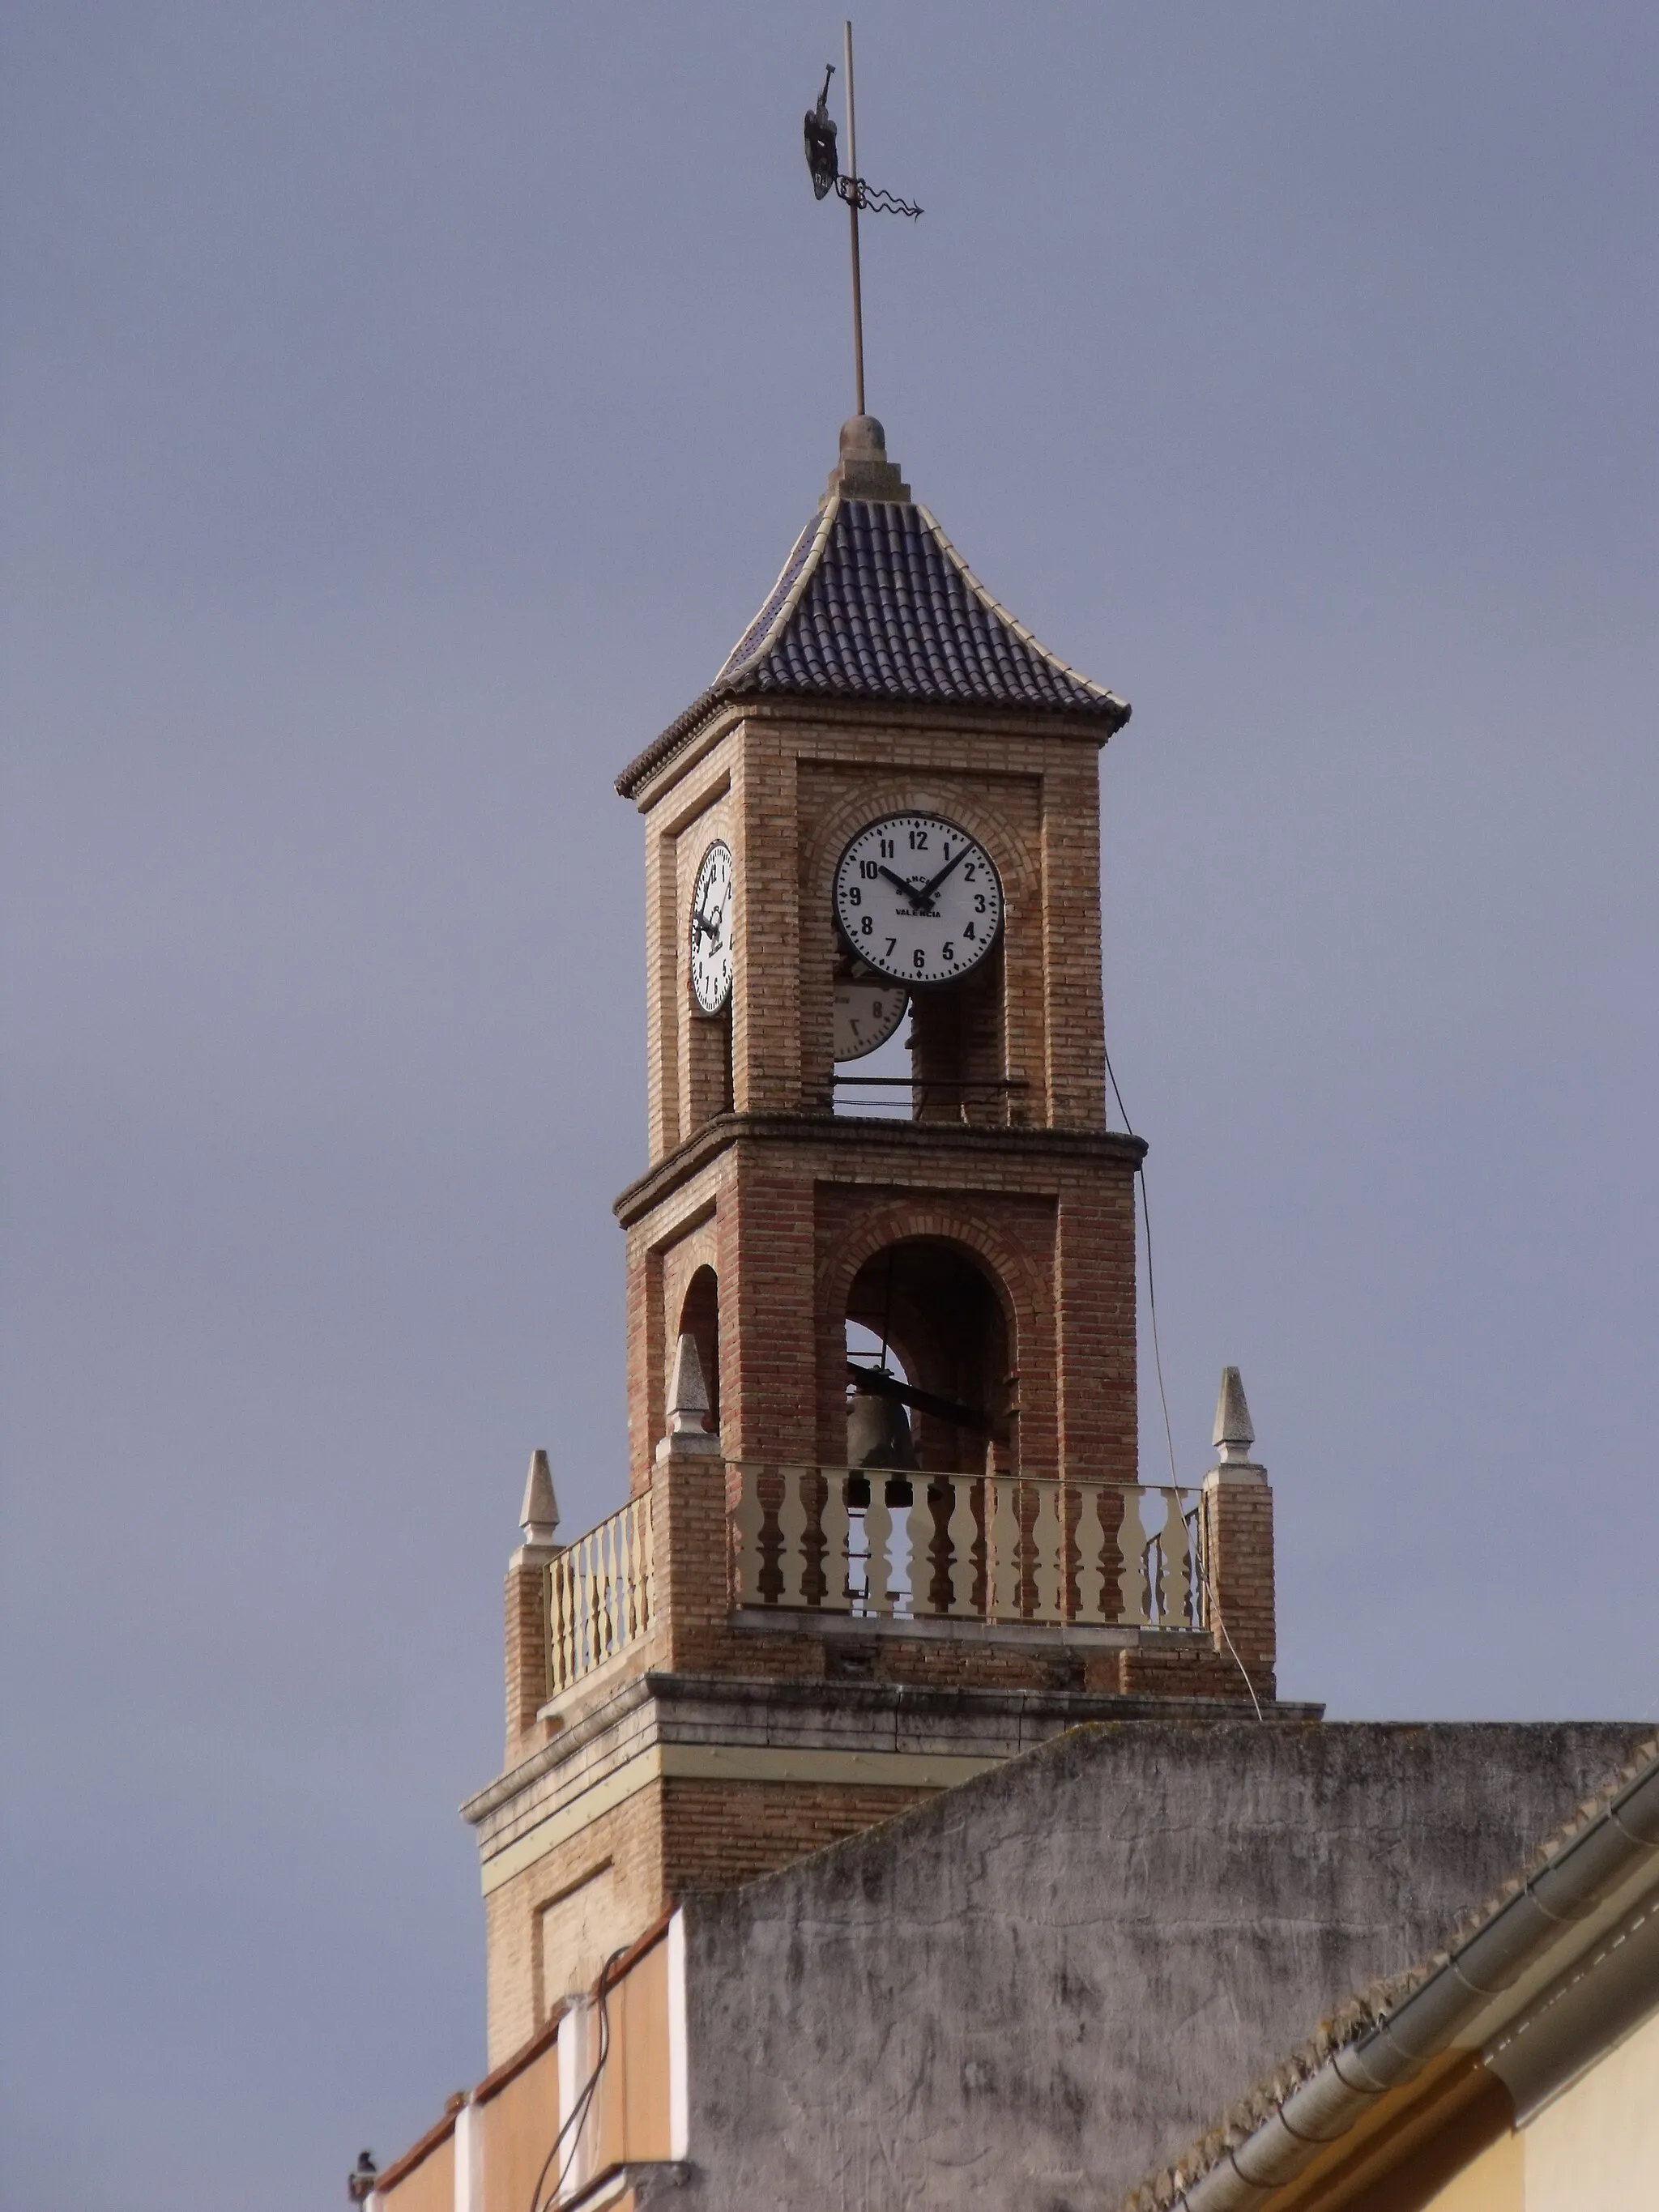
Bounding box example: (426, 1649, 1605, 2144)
(503, 1550, 552, 1767)
(629, 701, 1117, 1153)
(660, 1776, 935, 1893)
(484, 1787, 666, 2066)
(620, 1123, 1143, 1496)
(617, 697, 1141, 1502)
(1202, 1472, 1277, 1702)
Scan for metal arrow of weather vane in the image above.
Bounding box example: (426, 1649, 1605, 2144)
(804, 23, 921, 418)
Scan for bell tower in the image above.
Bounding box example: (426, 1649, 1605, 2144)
(463, 418, 1284, 2068)
(619, 414, 1139, 1496)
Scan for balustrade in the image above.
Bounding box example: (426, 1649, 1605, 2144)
(729, 1465, 1203, 1630)
(547, 1491, 655, 1693)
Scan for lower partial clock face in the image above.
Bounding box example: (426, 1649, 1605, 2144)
(833, 813, 1003, 987)
(834, 975, 907, 1061)
(689, 839, 735, 1013)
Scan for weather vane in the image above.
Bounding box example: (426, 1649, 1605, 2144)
(804, 23, 921, 418)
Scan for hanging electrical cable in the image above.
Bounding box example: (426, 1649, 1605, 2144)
(1104, 1042, 1266, 1723)
(527, 1945, 629, 2212)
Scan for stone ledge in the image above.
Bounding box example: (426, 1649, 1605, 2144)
(621, 690, 1120, 812)
(729, 1607, 1204, 1652)
(614, 1112, 1147, 1226)
(465, 1666, 1326, 1856)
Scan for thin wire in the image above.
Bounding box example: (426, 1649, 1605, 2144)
(528, 1946, 626, 2212)
(1134, 1165, 1182, 1493)
(1104, 1043, 1266, 1724)
(1104, 1042, 1133, 1143)
(535, 1953, 616, 2212)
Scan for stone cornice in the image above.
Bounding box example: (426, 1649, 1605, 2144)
(461, 1665, 1324, 1829)
(612, 1112, 1148, 1228)
(619, 691, 1121, 812)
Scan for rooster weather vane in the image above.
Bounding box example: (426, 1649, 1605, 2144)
(804, 25, 920, 416)
(804, 64, 922, 218)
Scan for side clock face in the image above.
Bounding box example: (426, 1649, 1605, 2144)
(833, 813, 1003, 987)
(834, 974, 907, 1062)
(689, 840, 735, 1013)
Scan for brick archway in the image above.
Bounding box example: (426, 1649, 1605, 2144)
(677, 1263, 719, 1430)
(820, 1197, 1045, 1332)
(815, 1195, 1056, 1473)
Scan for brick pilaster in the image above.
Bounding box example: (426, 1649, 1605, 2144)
(504, 1545, 557, 1765)
(1201, 1464, 1277, 1704)
(650, 1446, 735, 1675)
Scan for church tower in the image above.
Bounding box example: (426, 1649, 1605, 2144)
(463, 416, 1281, 2067)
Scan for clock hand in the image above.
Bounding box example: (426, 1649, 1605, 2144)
(917, 840, 971, 903)
(876, 863, 934, 910)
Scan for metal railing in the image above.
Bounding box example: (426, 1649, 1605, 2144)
(731, 1465, 1204, 1630)
(547, 1492, 655, 1694)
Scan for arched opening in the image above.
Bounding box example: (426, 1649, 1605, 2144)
(843, 1237, 1013, 1475)
(677, 1265, 719, 1430)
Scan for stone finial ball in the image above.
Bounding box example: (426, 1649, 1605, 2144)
(839, 414, 887, 458)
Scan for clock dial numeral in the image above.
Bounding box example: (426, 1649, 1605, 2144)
(689, 840, 735, 1014)
(834, 978, 908, 1061)
(831, 813, 1004, 988)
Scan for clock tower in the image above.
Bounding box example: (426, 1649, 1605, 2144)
(463, 416, 1284, 2066)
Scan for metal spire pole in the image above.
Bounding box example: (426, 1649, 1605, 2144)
(843, 19, 865, 416)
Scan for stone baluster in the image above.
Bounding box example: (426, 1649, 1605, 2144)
(820, 1472, 851, 1611)
(731, 1464, 766, 1607)
(778, 1466, 810, 1606)
(863, 1484, 893, 1616)
(1072, 1485, 1107, 1624)
(1160, 1488, 1196, 1628)
(625, 1495, 649, 1639)
(905, 1482, 936, 1617)
(1118, 1486, 1152, 1626)
(988, 1477, 1021, 1619)
(1029, 1482, 1062, 1621)
(945, 1476, 979, 1617)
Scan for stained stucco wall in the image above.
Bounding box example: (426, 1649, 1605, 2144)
(672, 1720, 1646, 2212)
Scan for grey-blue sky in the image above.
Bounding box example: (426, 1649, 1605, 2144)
(1, 5, 1654, 2207)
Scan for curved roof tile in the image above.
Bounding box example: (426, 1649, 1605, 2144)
(616, 491, 1128, 798)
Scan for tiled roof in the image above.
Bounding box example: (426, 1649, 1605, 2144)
(616, 488, 1129, 799)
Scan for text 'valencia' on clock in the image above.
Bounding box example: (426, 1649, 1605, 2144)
(832, 813, 1003, 988)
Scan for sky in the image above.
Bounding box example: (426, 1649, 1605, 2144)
(1, 5, 1655, 2206)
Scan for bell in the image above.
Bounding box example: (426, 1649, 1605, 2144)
(847, 1379, 918, 1470)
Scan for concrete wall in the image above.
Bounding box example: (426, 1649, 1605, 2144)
(674, 1720, 1648, 2212)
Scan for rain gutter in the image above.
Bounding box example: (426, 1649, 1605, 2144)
(1175, 1744, 1659, 2210)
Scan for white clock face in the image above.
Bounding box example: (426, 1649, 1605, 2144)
(833, 813, 1003, 987)
(689, 840, 735, 1013)
(834, 975, 908, 1062)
